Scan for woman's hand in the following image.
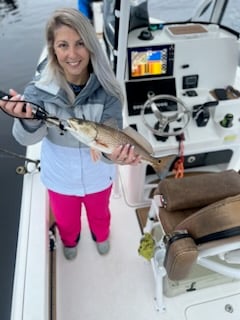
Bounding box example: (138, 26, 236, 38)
(108, 144, 141, 165)
(0, 89, 33, 119)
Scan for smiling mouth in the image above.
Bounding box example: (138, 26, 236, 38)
(67, 61, 80, 66)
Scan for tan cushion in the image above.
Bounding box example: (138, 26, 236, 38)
(156, 170, 240, 211)
(159, 207, 197, 233)
(175, 194, 240, 240)
(164, 235, 198, 281)
(162, 196, 240, 281)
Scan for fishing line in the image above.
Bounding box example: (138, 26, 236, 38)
(0, 146, 40, 175)
(0, 92, 43, 174)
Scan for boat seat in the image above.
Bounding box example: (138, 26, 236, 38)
(155, 169, 240, 280)
(144, 170, 240, 311)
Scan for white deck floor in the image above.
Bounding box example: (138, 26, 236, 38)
(56, 182, 160, 320)
(16, 145, 240, 320)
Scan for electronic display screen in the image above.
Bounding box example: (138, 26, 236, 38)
(125, 78, 177, 116)
(127, 44, 174, 80)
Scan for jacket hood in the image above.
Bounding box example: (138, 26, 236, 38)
(35, 73, 101, 103)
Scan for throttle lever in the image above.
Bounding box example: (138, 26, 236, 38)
(202, 100, 219, 108)
(192, 100, 219, 127)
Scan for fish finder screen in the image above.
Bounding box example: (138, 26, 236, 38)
(128, 44, 174, 80)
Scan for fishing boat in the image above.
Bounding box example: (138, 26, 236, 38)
(8, 1, 240, 319)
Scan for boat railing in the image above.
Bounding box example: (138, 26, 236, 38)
(11, 143, 50, 320)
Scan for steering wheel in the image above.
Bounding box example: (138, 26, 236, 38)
(141, 94, 191, 137)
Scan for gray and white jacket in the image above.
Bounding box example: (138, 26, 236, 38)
(13, 73, 123, 195)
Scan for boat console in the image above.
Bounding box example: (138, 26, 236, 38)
(119, 22, 240, 206)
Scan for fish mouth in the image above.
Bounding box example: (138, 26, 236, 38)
(66, 118, 79, 130)
(66, 118, 89, 132)
(67, 118, 83, 125)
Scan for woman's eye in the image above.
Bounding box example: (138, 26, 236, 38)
(77, 41, 84, 47)
(58, 43, 67, 48)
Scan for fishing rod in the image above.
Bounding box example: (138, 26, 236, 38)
(0, 90, 177, 179)
(0, 146, 40, 175)
(0, 90, 80, 135)
(0, 89, 83, 175)
(0, 90, 46, 174)
(0, 90, 64, 126)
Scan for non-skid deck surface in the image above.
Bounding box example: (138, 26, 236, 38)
(55, 189, 161, 320)
(168, 24, 208, 35)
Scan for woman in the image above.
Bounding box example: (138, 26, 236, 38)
(0, 8, 140, 260)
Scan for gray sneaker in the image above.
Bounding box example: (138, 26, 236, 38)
(96, 239, 110, 255)
(63, 246, 78, 260)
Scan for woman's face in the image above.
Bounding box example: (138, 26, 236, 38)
(53, 25, 90, 85)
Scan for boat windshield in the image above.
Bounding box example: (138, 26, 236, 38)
(102, 0, 240, 72)
(103, 0, 240, 47)
(147, 0, 205, 23)
(221, 0, 240, 33)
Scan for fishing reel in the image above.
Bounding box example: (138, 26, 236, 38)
(0, 146, 40, 175)
(16, 160, 40, 175)
(141, 94, 191, 137)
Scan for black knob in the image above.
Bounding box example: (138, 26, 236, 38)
(138, 30, 153, 40)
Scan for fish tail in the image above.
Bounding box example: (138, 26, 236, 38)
(152, 154, 177, 179)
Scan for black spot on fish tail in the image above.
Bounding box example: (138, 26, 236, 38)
(152, 154, 177, 179)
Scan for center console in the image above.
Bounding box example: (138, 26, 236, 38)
(119, 23, 240, 206)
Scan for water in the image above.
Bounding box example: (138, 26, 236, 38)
(0, 0, 77, 94)
(0, 0, 239, 93)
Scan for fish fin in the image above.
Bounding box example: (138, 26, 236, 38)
(123, 126, 153, 154)
(89, 140, 111, 154)
(90, 148, 102, 162)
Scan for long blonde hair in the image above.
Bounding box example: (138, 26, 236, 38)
(42, 8, 124, 104)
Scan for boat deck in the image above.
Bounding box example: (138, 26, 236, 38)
(8, 142, 240, 320)
(55, 176, 240, 320)
(55, 184, 161, 320)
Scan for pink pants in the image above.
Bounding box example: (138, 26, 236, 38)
(48, 185, 112, 247)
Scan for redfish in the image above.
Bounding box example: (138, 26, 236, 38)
(66, 118, 176, 177)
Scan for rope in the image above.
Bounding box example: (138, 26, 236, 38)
(173, 133, 185, 178)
